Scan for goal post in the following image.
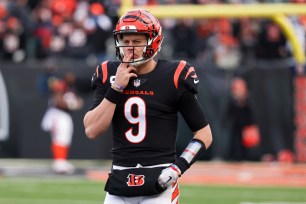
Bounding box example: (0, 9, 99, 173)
(119, 1, 306, 65)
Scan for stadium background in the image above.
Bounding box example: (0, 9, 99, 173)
(0, 0, 305, 163)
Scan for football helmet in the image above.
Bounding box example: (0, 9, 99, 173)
(113, 9, 163, 66)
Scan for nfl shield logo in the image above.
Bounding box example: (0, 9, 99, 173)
(134, 79, 141, 87)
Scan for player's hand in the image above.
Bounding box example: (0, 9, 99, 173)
(157, 164, 181, 189)
(115, 53, 137, 88)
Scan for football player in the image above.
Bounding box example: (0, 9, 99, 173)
(83, 9, 213, 204)
(41, 74, 83, 174)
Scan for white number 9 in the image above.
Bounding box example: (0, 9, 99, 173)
(124, 97, 147, 143)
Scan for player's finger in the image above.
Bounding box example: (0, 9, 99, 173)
(129, 72, 138, 78)
(123, 52, 132, 64)
(126, 66, 137, 77)
(127, 65, 137, 73)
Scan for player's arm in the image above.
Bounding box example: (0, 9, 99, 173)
(158, 62, 212, 188)
(83, 93, 118, 140)
(84, 54, 137, 140)
(158, 92, 212, 189)
(175, 62, 213, 154)
(178, 92, 213, 152)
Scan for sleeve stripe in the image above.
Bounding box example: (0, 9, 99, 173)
(173, 60, 186, 89)
(185, 67, 195, 80)
(101, 61, 109, 84)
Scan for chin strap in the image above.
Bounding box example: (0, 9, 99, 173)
(174, 139, 206, 175)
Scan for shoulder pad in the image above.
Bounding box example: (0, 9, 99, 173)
(91, 61, 109, 89)
(173, 60, 199, 93)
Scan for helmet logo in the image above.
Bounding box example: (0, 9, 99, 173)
(121, 25, 136, 30)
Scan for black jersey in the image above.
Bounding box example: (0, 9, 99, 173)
(90, 59, 208, 166)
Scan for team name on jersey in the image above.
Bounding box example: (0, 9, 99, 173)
(123, 90, 154, 96)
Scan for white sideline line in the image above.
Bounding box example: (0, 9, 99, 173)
(241, 202, 306, 204)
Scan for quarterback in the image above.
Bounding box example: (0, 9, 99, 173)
(84, 9, 213, 204)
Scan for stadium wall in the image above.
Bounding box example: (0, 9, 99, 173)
(0, 60, 295, 161)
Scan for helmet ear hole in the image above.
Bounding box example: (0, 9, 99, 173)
(152, 31, 157, 37)
(146, 49, 154, 58)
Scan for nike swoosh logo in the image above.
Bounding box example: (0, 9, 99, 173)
(165, 176, 172, 184)
(194, 79, 199, 84)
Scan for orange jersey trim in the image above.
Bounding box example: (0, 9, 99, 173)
(185, 67, 195, 80)
(173, 61, 186, 89)
(101, 61, 109, 84)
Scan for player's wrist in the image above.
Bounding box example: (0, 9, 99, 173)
(170, 164, 181, 176)
(111, 82, 124, 93)
(174, 139, 206, 175)
(173, 157, 189, 175)
(105, 87, 123, 104)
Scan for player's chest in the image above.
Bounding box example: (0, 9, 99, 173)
(117, 75, 178, 115)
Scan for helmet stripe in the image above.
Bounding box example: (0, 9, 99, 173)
(140, 12, 155, 28)
(123, 15, 149, 29)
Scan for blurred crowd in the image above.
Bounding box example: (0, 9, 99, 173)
(0, 0, 305, 68)
(0, 0, 118, 62)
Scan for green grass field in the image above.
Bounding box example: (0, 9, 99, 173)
(0, 177, 305, 204)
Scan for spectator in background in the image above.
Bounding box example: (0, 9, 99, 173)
(171, 18, 199, 59)
(1, 16, 27, 62)
(255, 21, 290, 60)
(0, 0, 32, 62)
(196, 18, 215, 60)
(85, 2, 113, 61)
(197, 18, 241, 70)
(41, 69, 83, 174)
(32, 1, 54, 58)
(224, 77, 260, 161)
(0, 0, 117, 62)
(233, 17, 259, 67)
(252, 20, 295, 163)
(212, 18, 241, 70)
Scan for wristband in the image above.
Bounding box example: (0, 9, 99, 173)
(181, 139, 205, 164)
(174, 139, 206, 175)
(104, 87, 123, 104)
(111, 82, 124, 92)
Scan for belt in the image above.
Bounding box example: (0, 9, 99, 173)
(112, 163, 171, 170)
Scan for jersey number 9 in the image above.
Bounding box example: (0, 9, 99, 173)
(124, 97, 147, 143)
